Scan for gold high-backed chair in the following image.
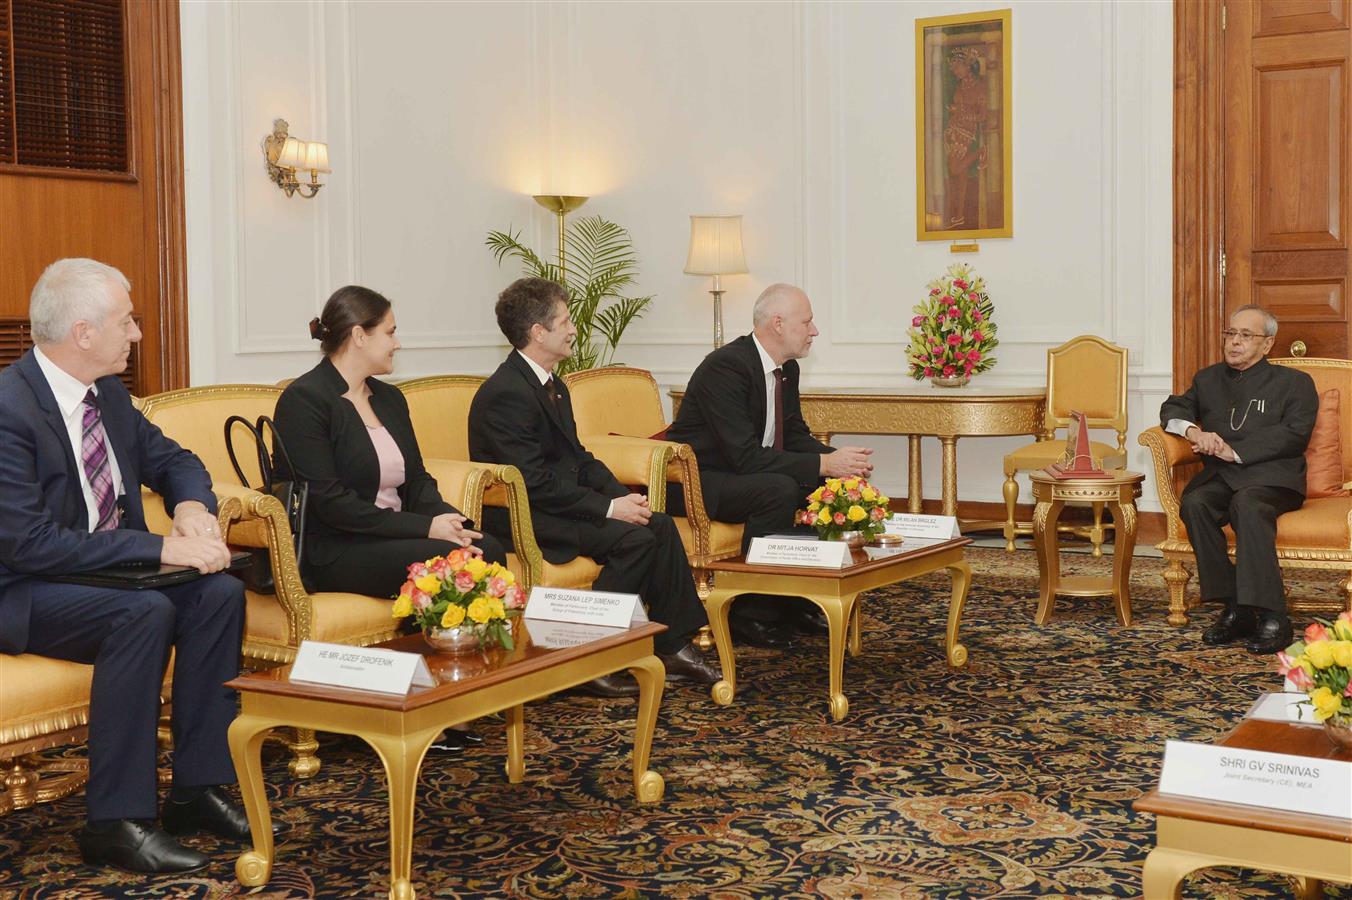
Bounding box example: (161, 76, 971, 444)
(564, 366, 743, 597)
(398, 374, 674, 593)
(138, 383, 500, 776)
(1001, 336, 1129, 554)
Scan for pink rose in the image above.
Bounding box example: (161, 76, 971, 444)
(846, 489, 861, 501)
(967, 350, 981, 362)
(912, 315, 924, 327)
(1345, 682, 1352, 698)
(972, 330, 984, 342)
(430, 557, 452, 578)
(923, 367, 934, 376)
(487, 576, 508, 598)
(929, 288, 940, 296)
(820, 490, 836, 502)
(963, 361, 974, 374)
(953, 279, 968, 290)
(454, 571, 475, 592)
(1306, 622, 1329, 643)
(505, 585, 526, 610)
(412, 591, 432, 613)
(1276, 650, 1300, 677)
(942, 365, 955, 377)
(973, 309, 984, 322)
(948, 305, 960, 318)
(870, 506, 886, 520)
(833, 512, 847, 525)
(407, 562, 428, 578)
(1288, 667, 1314, 690)
(946, 333, 961, 346)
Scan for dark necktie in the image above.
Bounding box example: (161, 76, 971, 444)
(542, 376, 560, 413)
(81, 390, 119, 531)
(772, 368, 785, 451)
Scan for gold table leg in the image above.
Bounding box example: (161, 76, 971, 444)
(847, 598, 863, 657)
(365, 729, 441, 900)
(703, 587, 737, 706)
(228, 714, 277, 889)
(908, 435, 923, 513)
(505, 703, 525, 783)
(802, 594, 851, 721)
(1141, 846, 1205, 900)
(1110, 499, 1136, 626)
(627, 654, 666, 803)
(945, 561, 972, 667)
(939, 436, 959, 518)
(1034, 498, 1065, 625)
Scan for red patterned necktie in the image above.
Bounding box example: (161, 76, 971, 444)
(81, 390, 119, 531)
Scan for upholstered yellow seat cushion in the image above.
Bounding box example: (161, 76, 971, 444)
(244, 590, 400, 645)
(1, 654, 174, 746)
(1004, 439, 1126, 471)
(506, 553, 601, 590)
(673, 517, 745, 560)
(1212, 496, 1352, 549)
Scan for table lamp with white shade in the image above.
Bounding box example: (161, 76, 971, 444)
(684, 215, 748, 349)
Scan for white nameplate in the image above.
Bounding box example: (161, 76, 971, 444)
(1158, 739, 1352, 819)
(524, 587, 647, 628)
(1246, 691, 1316, 724)
(746, 537, 851, 568)
(288, 640, 435, 695)
(525, 618, 628, 649)
(885, 514, 961, 539)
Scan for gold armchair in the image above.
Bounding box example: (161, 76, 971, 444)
(1002, 335, 1128, 553)
(564, 366, 744, 596)
(1140, 357, 1352, 625)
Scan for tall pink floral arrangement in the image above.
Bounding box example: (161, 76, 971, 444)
(906, 263, 999, 381)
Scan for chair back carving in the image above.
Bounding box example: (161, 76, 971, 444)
(396, 375, 487, 461)
(1271, 356, 1352, 484)
(139, 384, 283, 488)
(1045, 335, 1128, 450)
(564, 366, 666, 437)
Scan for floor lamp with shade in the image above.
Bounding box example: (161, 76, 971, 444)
(684, 215, 748, 349)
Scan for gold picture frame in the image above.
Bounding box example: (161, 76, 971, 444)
(915, 9, 1013, 241)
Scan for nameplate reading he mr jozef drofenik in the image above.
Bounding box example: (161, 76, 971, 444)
(288, 640, 436, 695)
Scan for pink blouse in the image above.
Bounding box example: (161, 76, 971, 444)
(367, 425, 405, 512)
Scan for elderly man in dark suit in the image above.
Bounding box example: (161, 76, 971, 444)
(666, 283, 874, 648)
(0, 259, 250, 874)
(1161, 304, 1318, 654)
(469, 277, 719, 697)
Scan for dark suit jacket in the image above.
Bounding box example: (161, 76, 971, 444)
(666, 334, 831, 508)
(1159, 358, 1318, 497)
(273, 358, 462, 570)
(469, 351, 627, 563)
(0, 351, 216, 654)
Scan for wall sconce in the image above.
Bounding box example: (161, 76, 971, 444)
(262, 118, 330, 199)
(684, 215, 748, 349)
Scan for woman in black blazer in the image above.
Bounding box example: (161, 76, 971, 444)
(274, 286, 505, 599)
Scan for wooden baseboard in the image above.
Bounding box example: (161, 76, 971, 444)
(904, 498, 1167, 548)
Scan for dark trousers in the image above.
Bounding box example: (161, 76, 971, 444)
(1178, 477, 1303, 613)
(670, 471, 815, 624)
(24, 573, 246, 821)
(307, 533, 508, 598)
(578, 512, 706, 654)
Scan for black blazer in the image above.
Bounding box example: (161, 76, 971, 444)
(1159, 358, 1318, 497)
(0, 351, 216, 654)
(468, 351, 627, 563)
(666, 334, 830, 503)
(273, 358, 462, 570)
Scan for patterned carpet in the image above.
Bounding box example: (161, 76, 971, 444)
(2, 547, 1348, 899)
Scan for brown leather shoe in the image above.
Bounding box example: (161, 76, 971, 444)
(659, 642, 722, 685)
(576, 673, 640, 698)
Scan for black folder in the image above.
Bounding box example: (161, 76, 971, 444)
(47, 551, 253, 590)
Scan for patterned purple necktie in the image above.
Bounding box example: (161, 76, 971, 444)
(81, 390, 119, 531)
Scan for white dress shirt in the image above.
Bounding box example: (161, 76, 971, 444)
(751, 334, 779, 449)
(1164, 417, 1242, 464)
(33, 346, 126, 531)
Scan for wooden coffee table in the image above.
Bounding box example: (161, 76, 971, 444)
(703, 537, 972, 721)
(1134, 718, 1352, 899)
(226, 621, 667, 900)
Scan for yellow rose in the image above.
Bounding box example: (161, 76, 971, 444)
(391, 593, 413, 618)
(861, 487, 877, 502)
(467, 597, 492, 624)
(486, 597, 506, 620)
(1309, 685, 1343, 721)
(1305, 639, 1336, 669)
(826, 478, 842, 492)
(501, 569, 515, 586)
(847, 504, 867, 523)
(877, 494, 889, 506)
(809, 487, 824, 502)
(441, 604, 466, 628)
(808, 501, 821, 512)
(415, 574, 441, 595)
(1334, 615, 1352, 641)
(1331, 640, 1352, 668)
(465, 557, 489, 581)
(843, 478, 859, 491)
(817, 508, 832, 525)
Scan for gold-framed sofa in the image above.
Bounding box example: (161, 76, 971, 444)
(1139, 356, 1352, 625)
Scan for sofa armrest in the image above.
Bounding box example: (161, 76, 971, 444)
(1138, 426, 1198, 542)
(580, 435, 676, 509)
(422, 458, 507, 525)
(477, 464, 546, 592)
(140, 488, 244, 539)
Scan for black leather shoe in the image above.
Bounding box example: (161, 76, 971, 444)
(79, 820, 208, 874)
(729, 618, 796, 650)
(429, 728, 484, 752)
(576, 673, 640, 698)
(659, 642, 722, 685)
(162, 786, 260, 843)
(791, 607, 831, 636)
(1246, 613, 1294, 655)
(1201, 605, 1256, 646)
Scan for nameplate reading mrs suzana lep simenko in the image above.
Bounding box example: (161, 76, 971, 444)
(288, 640, 435, 695)
(1158, 739, 1352, 819)
(524, 587, 647, 628)
(746, 538, 851, 568)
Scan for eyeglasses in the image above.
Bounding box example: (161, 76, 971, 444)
(1221, 329, 1267, 343)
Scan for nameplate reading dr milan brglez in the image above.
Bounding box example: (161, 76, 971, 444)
(884, 514, 961, 539)
(1158, 739, 1352, 819)
(288, 640, 435, 695)
(746, 538, 851, 568)
(524, 587, 647, 628)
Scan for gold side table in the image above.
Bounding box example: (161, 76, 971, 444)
(1030, 469, 1144, 626)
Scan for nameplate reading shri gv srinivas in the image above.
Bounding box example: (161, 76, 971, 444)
(746, 538, 851, 568)
(288, 640, 436, 695)
(524, 587, 647, 628)
(1158, 739, 1352, 820)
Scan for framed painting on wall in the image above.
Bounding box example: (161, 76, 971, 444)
(915, 9, 1012, 241)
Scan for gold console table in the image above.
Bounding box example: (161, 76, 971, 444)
(671, 386, 1046, 527)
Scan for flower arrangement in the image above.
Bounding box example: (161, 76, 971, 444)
(906, 262, 999, 381)
(796, 477, 891, 541)
(1277, 612, 1352, 724)
(392, 550, 527, 651)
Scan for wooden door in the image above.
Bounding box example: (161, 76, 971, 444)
(0, 0, 187, 395)
(1224, 0, 1352, 359)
